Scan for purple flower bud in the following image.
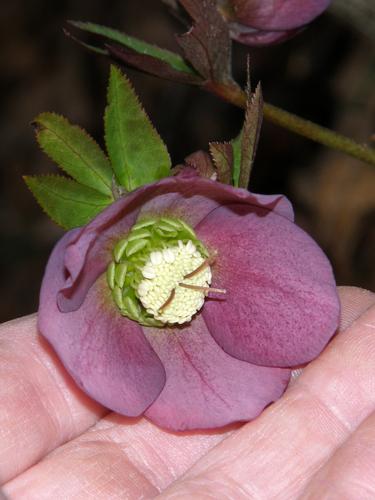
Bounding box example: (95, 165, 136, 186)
(219, 0, 331, 46)
(38, 170, 339, 431)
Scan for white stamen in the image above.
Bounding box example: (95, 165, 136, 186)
(150, 251, 163, 265)
(137, 242, 214, 324)
(142, 267, 156, 279)
(185, 240, 196, 254)
(137, 280, 150, 296)
(163, 248, 176, 263)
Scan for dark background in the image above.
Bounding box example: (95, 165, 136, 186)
(1, 0, 374, 322)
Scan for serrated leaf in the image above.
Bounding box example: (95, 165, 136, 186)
(34, 113, 114, 197)
(239, 83, 263, 189)
(209, 142, 232, 184)
(105, 65, 171, 191)
(69, 21, 196, 76)
(231, 132, 242, 187)
(24, 175, 112, 229)
(184, 150, 217, 179)
(229, 82, 263, 188)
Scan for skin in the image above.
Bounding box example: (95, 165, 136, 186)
(1, 286, 375, 499)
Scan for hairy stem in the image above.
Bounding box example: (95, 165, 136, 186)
(206, 81, 375, 166)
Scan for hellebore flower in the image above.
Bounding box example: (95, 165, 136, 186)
(219, 0, 331, 46)
(38, 170, 339, 431)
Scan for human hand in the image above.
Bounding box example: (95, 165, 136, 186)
(1, 286, 374, 499)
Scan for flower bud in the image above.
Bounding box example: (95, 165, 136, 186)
(219, 0, 331, 46)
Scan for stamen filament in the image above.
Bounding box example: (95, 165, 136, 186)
(179, 283, 226, 295)
(158, 289, 176, 313)
(183, 251, 218, 279)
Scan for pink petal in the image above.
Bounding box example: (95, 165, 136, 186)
(38, 231, 166, 416)
(231, 0, 331, 31)
(144, 316, 290, 431)
(58, 174, 293, 313)
(198, 204, 339, 367)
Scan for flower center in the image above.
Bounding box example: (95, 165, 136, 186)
(138, 241, 211, 324)
(106, 217, 224, 327)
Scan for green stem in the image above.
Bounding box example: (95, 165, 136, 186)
(206, 82, 375, 167)
(263, 103, 375, 165)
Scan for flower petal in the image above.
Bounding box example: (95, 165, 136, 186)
(38, 231, 166, 416)
(198, 204, 340, 367)
(231, 0, 331, 31)
(144, 316, 290, 431)
(58, 173, 293, 313)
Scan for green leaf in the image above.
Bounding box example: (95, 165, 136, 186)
(69, 21, 195, 76)
(34, 113, 114, 197)
(24, 175, 113, 229)
(105, 65, 171, 191)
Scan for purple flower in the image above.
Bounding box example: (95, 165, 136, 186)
(38, 170, 339, 431)
(219, 0, 331, 46)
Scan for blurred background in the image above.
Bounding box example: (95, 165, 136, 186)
(0, 0, 374, 322)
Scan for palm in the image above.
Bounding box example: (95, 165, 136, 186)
(1, 287, 374, 499)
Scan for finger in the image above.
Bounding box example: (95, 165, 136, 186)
(3, 288, 371, 498)
(157, 289, 375, 499)
(4, 415, 237, 499)
(0, 315, 107, 485)
(4, 287, 372, 498)
(337, 286, 375, 331)
(300, 411, 375, 499)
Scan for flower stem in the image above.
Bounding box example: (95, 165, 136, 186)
(206, 82, 375, 167)
(263, 103, 375, 165)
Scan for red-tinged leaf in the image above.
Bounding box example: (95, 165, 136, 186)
(177, 0, 233, 83)
(184, 150, 218, 179)
(209, 142, 233, 184)
(107, 44, 203, 85)
(239, 83, 263, 189)
(67, 21, 198, 78)
(231, 132, 242, 187)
